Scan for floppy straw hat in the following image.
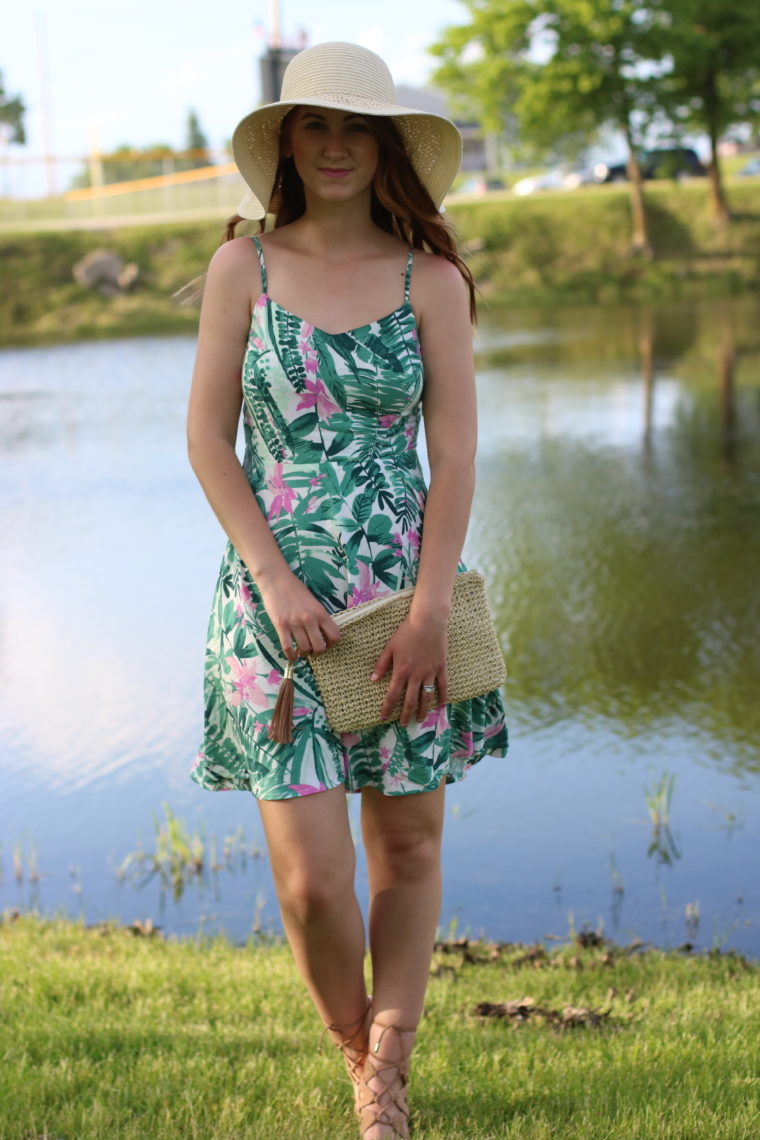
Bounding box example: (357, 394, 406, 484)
(232, 41, 463, 220)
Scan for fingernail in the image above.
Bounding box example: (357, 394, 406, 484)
(370, 673, 378, 682)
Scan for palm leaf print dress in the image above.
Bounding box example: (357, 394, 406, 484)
(190, 236, 508, 799)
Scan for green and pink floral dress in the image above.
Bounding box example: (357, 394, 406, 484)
(190, 236, 508, 800)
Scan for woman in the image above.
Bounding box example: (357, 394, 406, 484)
(187, 41, 508, 1139)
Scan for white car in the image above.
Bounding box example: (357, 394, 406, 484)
(511, 168, 585, 195)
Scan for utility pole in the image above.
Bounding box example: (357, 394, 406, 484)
(259, 0, 300, 104)
(35, 10, 57, 196)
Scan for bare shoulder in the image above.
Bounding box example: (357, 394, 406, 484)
(202, 234, 261, 316)
(411, 250, 469, 333)
(207, 234, 258, 278)
(411, 249, 468, 305)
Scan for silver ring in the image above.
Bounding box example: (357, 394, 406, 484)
(421, 684, 437, 693)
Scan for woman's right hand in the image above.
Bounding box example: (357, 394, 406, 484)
(256, 568, 341, 661)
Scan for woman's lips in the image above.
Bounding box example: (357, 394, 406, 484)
(319, 168, 351, 178)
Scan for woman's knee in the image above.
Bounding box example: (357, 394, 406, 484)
(366, 825, 442, 883)
(275, 861, 355, 925)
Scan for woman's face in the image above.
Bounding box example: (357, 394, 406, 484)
(282, 106, 380, 206)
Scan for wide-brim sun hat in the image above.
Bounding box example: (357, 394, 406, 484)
(232, 41, 463, 221)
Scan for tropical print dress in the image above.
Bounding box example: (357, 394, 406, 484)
(190, 235, 508, 800)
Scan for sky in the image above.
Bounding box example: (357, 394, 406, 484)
(3, 0, 467, 162)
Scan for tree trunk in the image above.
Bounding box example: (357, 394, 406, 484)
(622, 118, 653, 257)
(616, 70, 653, 257)
(706, 120, 731, 227)
(702, 69, 731, 226)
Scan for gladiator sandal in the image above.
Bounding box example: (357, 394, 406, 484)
(320, 997, 373, 1115)
(357, 1021, 417, 1139)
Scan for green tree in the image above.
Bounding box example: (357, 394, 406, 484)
(182, 109, 211, 170)
(0, 70, 26, 144)
(430, 0, 661, 254)
(649, 0, 760, 225)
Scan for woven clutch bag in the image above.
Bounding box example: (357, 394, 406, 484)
(306, 569, 506, 735)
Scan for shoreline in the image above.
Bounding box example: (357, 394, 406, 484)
(2, 910, 758, 1138)
(2, 182, 759, 348)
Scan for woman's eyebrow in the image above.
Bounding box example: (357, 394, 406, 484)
(299, 111, 368, 122)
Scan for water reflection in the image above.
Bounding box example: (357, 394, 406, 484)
(1, 299, 758, 954)
(473, 296, 760, 773)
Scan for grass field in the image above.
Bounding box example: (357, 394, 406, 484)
(1, 176, 759, 347)
(1, 912, 758, 1139)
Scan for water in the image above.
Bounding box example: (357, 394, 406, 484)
(2, 296, 758, 955)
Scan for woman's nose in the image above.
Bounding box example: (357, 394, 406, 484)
(323, 130, 348, 155)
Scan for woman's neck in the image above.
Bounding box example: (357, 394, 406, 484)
(288, 191, 385, 259)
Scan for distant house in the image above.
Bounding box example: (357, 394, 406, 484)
(396, 85, 487, 171)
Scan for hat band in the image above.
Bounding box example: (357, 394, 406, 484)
(278, 91, 405, 113)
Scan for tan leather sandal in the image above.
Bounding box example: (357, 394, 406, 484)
(320, 996, 373, 1114)
(357, 1021, 417, 1139)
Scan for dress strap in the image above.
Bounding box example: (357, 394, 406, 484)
(250, 235, 267, 294)
(403, 249, 414, 304)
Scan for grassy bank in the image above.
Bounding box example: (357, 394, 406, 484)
(1, 180, 759, 347)
(1, 912, 758, 1139)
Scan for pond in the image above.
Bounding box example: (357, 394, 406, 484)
(1, 295, 758, 956)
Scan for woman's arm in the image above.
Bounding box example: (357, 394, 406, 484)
(372, 256, 477, 723)
(186, 237, 340, 660)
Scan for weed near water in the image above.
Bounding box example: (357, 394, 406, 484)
(0, 911, 758, 1139)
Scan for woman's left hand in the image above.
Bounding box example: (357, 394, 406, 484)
(371, 615, 449, 727)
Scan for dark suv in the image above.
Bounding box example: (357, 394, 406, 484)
(593, 147, 706, 183)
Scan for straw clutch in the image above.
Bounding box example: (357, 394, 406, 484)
(305, 569, 506, 735)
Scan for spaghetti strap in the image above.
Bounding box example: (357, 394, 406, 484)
(404, 249, 414, 304)
(250, 235, 267, 294)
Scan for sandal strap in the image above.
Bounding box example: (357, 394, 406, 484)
(319, 996, 373, 1114)
(358, 1022, 416, 1138)
(318, 996, 372, 1055)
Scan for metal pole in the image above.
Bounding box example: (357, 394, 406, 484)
(270, 0, 281, 48)
(35, 11, 57, 197)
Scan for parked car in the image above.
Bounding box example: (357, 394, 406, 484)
(455, 175, 508, 196)
(593, 147, 706, 183)
(511, 167, 586, 195)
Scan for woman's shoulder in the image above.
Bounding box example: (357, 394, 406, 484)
(204, 235, 261, 300)
(410, 248, 468, 306)
(207, 233, 259, 273)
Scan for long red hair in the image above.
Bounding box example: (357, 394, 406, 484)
(222, 112, 477, 321)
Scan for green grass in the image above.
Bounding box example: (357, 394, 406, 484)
(453, 178, 760, 306)
(2, 177, 760, 347)
(1, 913, 758, 1139)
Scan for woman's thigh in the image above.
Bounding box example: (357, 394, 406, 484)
(360, 781, 446, 880)
(258, 785, 356, 899)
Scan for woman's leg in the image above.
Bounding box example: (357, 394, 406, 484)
(257, 785, 368, 1030)
(360, 780, 445, 1026)
(357, 781, 446, 1137)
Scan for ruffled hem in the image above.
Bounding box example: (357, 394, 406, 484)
(189, 688, 509, 801)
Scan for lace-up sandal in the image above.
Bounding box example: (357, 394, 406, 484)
(357, 1021, 417, 1139)
(320, 997, 373, 1114)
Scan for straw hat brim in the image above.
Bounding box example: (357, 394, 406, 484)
(232, 99, 462, 221)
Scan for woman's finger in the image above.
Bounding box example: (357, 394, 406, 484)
(417, 678, 437, 719)
(303, 619, 328, 656)
(379, 663, 407, 722)
(399, 675, 423, 728)
(277, 625, 298, 662)
(436, 664, 448, 708)
(371, 644, 393, 684)
(320, 616, 342, 648)
(289, 626, 311, 659)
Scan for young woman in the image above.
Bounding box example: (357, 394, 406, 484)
(187, 41, 508, 1139)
